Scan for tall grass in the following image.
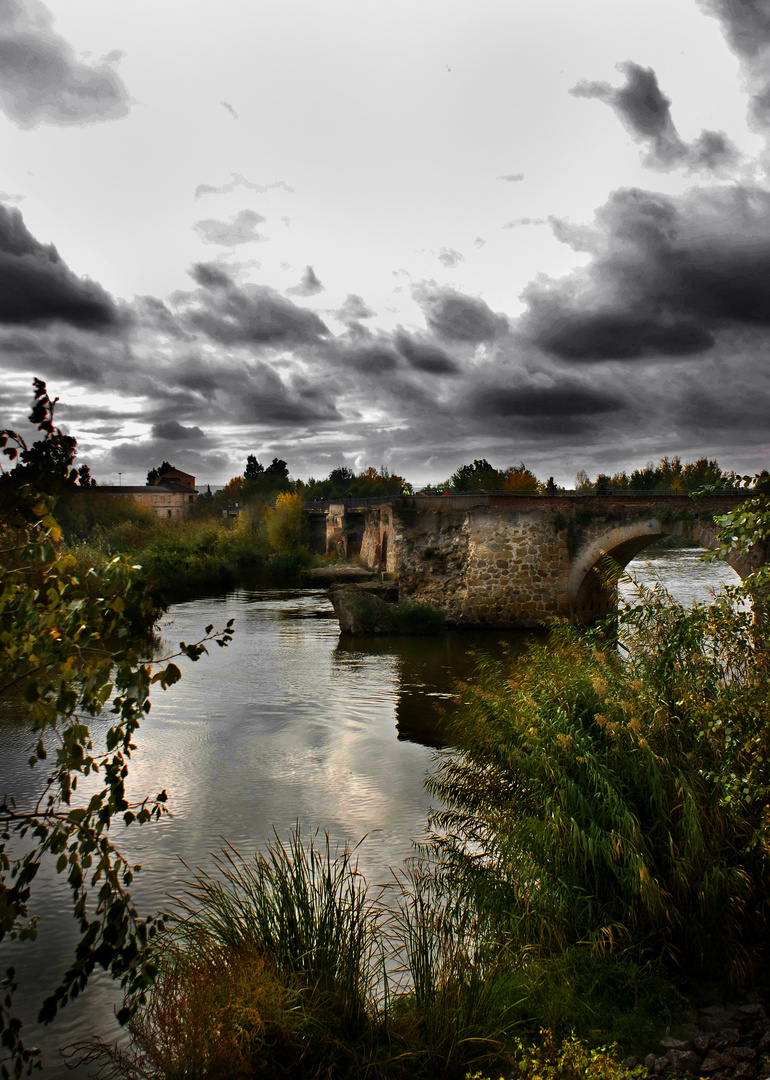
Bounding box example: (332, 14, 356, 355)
(81, 827, 528, 1079)
(425, 580, 770, 982)
(174, 828, 380, 1026)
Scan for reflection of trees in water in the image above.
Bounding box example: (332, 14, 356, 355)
(334, 630, 540, 749)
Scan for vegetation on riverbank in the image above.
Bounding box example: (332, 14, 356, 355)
(77, 542, 770, 1078)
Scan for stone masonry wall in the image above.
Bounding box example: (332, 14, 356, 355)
(393, 504, 569, 627)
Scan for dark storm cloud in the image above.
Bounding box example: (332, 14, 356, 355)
(152, 420, 205, 441)
(394, 331, 460, 375)
(0, 204, 118, 327)
(570, 62, 738, 172)
(335, 294, 375, 322)
(698, 0, 770, 127)
(415, 286, 509, 343)
(194, 174, 295, 200)
(521, 184, 770, 361)
(189, 262, 234, 289)
(177, 267, 329, 348)
(234, 364, 340, 424)
(287, 265, 323, 296)
(331, 339, 401, 374)
(0, 0, 130, 128)
(194, 209, 267, 246)
(531, 310, 715, 361)
(468, 382, 625, 419)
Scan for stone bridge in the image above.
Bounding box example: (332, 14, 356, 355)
(313, 492, 767, 627)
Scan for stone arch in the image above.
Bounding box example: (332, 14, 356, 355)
(568, 516, 752, 624)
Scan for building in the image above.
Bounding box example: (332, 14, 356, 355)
(98, 468, 198, 519)
(154, 467, 196, 491)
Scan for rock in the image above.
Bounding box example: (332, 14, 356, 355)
(659, 1038, 690, 1052)
(665, 1048, 704, 1073)
(716, 1029, 743, 1050)
(694, 1034, 716, 1054)
(738, 1005, 768, 1021)
(328, 585, 396, 634)
(701, 1054, 725, 1073)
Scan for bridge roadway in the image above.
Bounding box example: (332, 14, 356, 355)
(309, 490, 766, 627)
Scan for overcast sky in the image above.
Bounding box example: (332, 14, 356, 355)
(1, 0, 770, 487)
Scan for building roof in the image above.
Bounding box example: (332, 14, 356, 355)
(96, 485, 191, 494)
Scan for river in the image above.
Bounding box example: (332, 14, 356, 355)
(0, 545, 742, 1077)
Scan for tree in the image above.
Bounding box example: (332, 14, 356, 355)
(146, 462, 173, 486)
(450, 459, 503, 492)
(0, 385, 235, 1076)
(265, 457, 289, 478)
(244, 455, 264, 480)
(502, 463, 540, 493)
(77, 463, 96, 487)
(222, 475, 246, 502)
(574, 469, 592, 491)
(0, 379, 78, 493)
(266, 491, 306, 553)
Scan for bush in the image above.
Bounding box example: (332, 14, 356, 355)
(389, 600, 447, 635)
(425, 581, 770, 982)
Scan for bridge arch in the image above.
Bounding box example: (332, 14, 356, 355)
(568, 516, 750, 623)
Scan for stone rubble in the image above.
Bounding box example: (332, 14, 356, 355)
(622, 990, 770, 1080)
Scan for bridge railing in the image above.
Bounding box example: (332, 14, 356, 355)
(302, 489, 752, 511)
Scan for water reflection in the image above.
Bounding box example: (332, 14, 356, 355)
(334, 630, 540, 747)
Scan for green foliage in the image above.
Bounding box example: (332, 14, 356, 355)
(485, 1030, 646, 1080)
(0, 391, 235, 1077)
(388, 600, 447, 635)
(511, 949, 687, 1053)
(450, 459, 504, 492)
(0, 489, 235, 1074)
(572, 457, 728, 493)
(696, 470, 770, 598)
(425, 584, 770, 982)
(304, 464, 409, 500)
(54, 488, 157, 542)
(266, 491, 306, 554)
(341, 590, 446, 635)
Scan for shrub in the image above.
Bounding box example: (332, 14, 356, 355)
(425, 581, 770, 981)
(267, 491, 307, 554)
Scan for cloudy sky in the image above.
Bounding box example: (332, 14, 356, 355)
(1, 0, 770, 487)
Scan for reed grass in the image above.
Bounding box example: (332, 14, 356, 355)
(425, 579, 770, 982)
